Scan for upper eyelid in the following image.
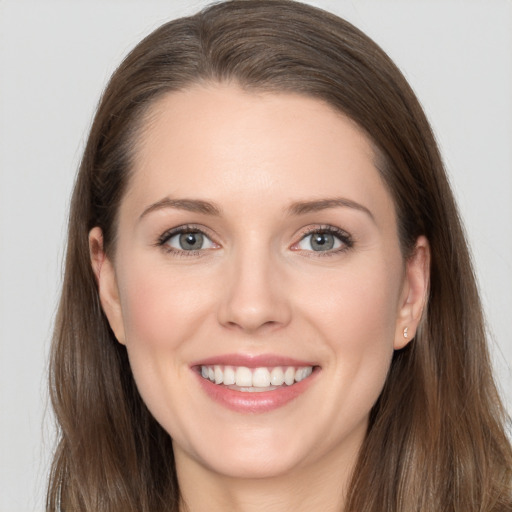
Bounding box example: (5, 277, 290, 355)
(295, 225, 352, 240)
(157, 224, 217, 245)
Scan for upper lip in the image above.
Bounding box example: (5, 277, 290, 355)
(191, 353, 317, 368)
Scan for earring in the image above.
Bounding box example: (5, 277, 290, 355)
(403, 327, 409, 339)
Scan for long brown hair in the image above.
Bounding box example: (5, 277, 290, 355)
(47, 1, 512, 510)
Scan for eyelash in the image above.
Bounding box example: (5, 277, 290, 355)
(155, 224, 354, 257)
(292, 225, 354, 257)
(156, 224, 216, 256)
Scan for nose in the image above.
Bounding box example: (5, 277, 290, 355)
(216, 245, 292, 334)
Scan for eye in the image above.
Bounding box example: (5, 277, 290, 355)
(293, 227, 352, 253)
(159, 227, 218, 253)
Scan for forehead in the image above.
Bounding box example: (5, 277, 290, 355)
(123, 84, 394, 224)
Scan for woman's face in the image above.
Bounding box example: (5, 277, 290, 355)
(92, 84, 428, 481)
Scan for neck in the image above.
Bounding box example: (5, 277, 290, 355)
(175, 439, 361, 512)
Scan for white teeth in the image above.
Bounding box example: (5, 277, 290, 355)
(214, 365, 223, 384)
(235, 366, 252, 387)
(270, 367, 285, 386)
(284, 367, 295, 386)
(223, 366, 236, 385)
(200, 364, 314, 389)
(252, 367, 271, 388)
(294, 366, 313, 382)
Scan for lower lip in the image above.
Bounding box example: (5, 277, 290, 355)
(195, 368, 319, 413)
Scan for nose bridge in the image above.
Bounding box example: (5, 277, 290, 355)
(218, 236, 290, 332)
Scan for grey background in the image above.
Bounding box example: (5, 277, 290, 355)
(1, 1, 511, 510)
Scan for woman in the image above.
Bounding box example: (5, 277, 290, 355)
(47, 1, 512, 511)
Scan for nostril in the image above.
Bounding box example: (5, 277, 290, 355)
(224, 319, 277, 331)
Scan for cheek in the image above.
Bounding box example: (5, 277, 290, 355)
(297, 256, 403, 404)
(114, 260, 215, 429)
(114, 258, 216, 414)
(329, 281, 396, 390)
(118, 262, 211, 352)
(303, 256, 402, 344)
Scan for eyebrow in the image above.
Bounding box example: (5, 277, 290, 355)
(286, 197, 375, 221)
(139, 197, 222, 221)
(139, 196, 374, 222)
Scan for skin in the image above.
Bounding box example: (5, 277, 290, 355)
(90, 84, 430, 512)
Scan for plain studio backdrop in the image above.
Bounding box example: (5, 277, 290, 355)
(0, 1, 511, 510)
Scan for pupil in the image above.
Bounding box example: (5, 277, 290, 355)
(180, 232, 203, 250)
(311, 233, 334, 251)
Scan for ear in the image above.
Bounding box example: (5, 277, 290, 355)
(89, 227, 126, 345)
(394, 235, 430, 349)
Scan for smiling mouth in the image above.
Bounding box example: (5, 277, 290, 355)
(200, 365, 314, 392)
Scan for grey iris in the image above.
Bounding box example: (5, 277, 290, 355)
(179, 232, 204, 250)
(311, 233, 335, 251)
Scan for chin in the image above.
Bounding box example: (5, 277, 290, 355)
(173, 420, 314, 480)
(203, 449, 305, 480)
